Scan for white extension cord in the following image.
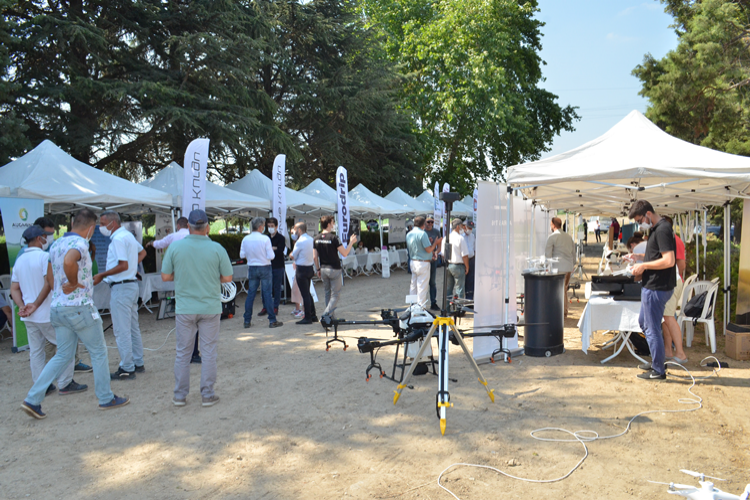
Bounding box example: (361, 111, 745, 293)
(437, 357, 723, 499)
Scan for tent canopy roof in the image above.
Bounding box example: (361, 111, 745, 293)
(385, 187, 428, 215)
(349, 184, 413, 217)
(0, 140, 172, 212)
(140, 163, 269, 214)
(415, 190, 472, 217)
(227, 170, 334, 215)
(299, 178, 373, 216)
(507, 110, 750, 216)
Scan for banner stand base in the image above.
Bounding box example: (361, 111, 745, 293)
(11, 345, 30, 353)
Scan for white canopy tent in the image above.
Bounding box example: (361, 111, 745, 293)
(508, 110, 750, 336)
(349, 183, 414, 249)
(385, 187, 429, 215)
(416, 190, 438, 212)
(300, 178, 374, 217)
(140, 162, 269, 216)
(0, 140, 172, 213)
(415, 189, 472, 218)
(0, 185, 10, 197)
(227, 170, 335, 215)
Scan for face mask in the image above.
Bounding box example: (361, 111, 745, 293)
(268, 227, 277, 235)
(638, 215, 652, 231)
(41, 237, 51, 251)
(99, 223, 112, 237)
(85, 226, 94, 242)
(291, 232, 299, 241)
(459, 229, 465, 236)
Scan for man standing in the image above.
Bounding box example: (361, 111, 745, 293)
(406, 216, 442, 309)
(545, 217, 576, 317)
(594, 219, 601, 243)
(441, 219, 470, 300)
(630, 200, 676, 381)
(291, 222, 317, 325)
(95, 211, 147, 381)
(11, 225, 84, 395)
(260, 217, 286, 318)
(162, 209, 234, 407)
(146, 217, 189, 250)
(314, 215, 358, 319)
(583, 219, 588, 246)
(20, 209, 129, 419)
(424, 215, 441, 311)
(464, 221, 476, 300)
(611, 217, 621, 243)
(240, 217, 282, 329)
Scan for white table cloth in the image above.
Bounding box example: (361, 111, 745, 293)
(578, 296, 646, 364)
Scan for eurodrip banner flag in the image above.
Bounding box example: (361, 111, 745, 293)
(473, 188, 478, 225)
(442, 182, 450, 235)
(0, 197, 44, 351)
(182, 138, 210, 216)
(433, 182, 441, 228)
(336, 166, 350, 248)
(272, 154, 288, 238)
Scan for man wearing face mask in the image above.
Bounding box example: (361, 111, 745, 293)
(20, 209, 129, 419)
(259, 217, 286, 318)
(94, 211, 147, 381)
(629, 200, 676, 381)
(291, 222, 317, 325)
(313, 215, 358, 319)
(11, 225, 85, 396)
(545, 217, 576, 317)
(464, 221, 476, 300)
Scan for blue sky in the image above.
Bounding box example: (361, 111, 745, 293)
(535, 0, 678, 158)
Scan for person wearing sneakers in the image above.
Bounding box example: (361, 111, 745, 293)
(20, 209, 129, 419)
(162, 209, 233, 407)
(629, 200, 676, 381)
(240, 217, 282, 329)
(314, 215, 358, 319)
(291, 222, 317, 325)
(95, 211, 147, 381)
(258, 217, 286, 319)
(11, 225, 84, 396)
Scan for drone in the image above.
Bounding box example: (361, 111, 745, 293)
(651, 470, 750, 500)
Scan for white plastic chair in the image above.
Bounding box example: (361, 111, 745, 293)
(0, 274, 10, 290)
(677, 281, 719, 353)
(676, 274, 698, 315)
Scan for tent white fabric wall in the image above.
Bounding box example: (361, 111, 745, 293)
(0, 140, 172, 212)
(227, 170, 334, 215)
(140, 162, 269, 215)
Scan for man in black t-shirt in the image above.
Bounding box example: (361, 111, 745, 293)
(629, 200, 676, 381)
(313, 215, 357, 318)
(259, 217, 287, 317)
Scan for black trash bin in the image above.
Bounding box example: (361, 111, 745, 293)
(522, 272, 565, 357)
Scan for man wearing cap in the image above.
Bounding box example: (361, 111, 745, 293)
(441, 219, 470, 300)
(464, 221, 476, 300)
(11, 226, 85, 395)
(95, 211, 147, 381)
(162, 209, 234, 407)
(407, 216, 443, 309)
(21, 209, 129, 419)
(424, 215, 441, 311)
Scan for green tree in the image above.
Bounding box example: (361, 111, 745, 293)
(0, 0, 30, 165)
(363, 0, 579, 194)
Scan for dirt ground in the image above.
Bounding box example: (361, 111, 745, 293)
(1, 255, 748, 500)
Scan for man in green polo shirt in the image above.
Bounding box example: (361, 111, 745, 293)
(162, 209, 233, 407)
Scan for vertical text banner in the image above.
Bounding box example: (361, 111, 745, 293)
(433, 182, 441, 228)
(0, 197, 44, 351)
(473, 188, 478, 225)
(336, 166, 350, 248)
(442, 182, 450, 235)
(272, 154, 288, 239)
(182, 138, 210, 216)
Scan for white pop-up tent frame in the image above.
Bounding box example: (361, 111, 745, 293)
(227, 170, 335, 215)
(349, 183, 415, 249)
(300, 178, 375, 218)
(507, 110, 750, 336)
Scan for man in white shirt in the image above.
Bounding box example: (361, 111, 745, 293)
(545, 217, 576, 317)
(11, 226, 84, 395)
(95, 211, 147, 380)
(146, 217, 189, 250)
(464, 221, 476, 300)
(291, 222, 316, 325)
(240, 217, 283, 329)
(441, 219, 470, 300)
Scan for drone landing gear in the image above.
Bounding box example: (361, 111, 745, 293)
(324, 320, 348, 352)
(365, 350, 384, 381)
(490, 347, 513, 364)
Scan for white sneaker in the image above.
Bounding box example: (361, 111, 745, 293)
(294, 311, 305, 319)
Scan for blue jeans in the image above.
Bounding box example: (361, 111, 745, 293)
(272, 267, 285, 310)
(109, 282, 143, 372)
(26, 305, 114, 406)
(244, 265, 277, 323)
(638, 288, 672, 375)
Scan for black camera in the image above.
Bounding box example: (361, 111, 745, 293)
(439, 191, 461, 203)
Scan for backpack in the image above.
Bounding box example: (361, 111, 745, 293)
(683, 291, 708, 319)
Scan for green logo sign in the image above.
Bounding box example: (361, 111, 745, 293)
(19, 208, 28, 221)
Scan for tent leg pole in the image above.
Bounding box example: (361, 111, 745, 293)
(704, 208, 708, 280)
(724, 203, 730, 336)
(171, 208, 176, 233)
(504, 185, 512, 364)
(530, 204, 534, 259)
(696, 210, 700, 278)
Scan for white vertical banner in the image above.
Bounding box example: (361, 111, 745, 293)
(473, 182, 517, 361)
(336, 166, 350, 248)
(272, 154, 288, 238)
(442, 182, 450, 235)
(154, 214, 172, 273)
(388, 218, 406, 243)
(182, 138, 210, 216)
(472, 188, 478, 226)
(433, 181, 441, 226)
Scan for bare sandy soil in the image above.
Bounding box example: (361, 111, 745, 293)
(1, 256, 748, 500)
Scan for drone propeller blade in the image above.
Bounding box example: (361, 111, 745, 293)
(680, 470, 726, 481)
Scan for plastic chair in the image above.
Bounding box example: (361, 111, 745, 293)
(677, 281, 719, 353)
(0, 274, 10, 290)
(676, 274, 698, 315)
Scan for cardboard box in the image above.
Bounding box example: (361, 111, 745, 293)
(725, 330, 750, 360)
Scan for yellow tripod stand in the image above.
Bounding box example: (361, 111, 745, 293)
(393, 316, 495, 435)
